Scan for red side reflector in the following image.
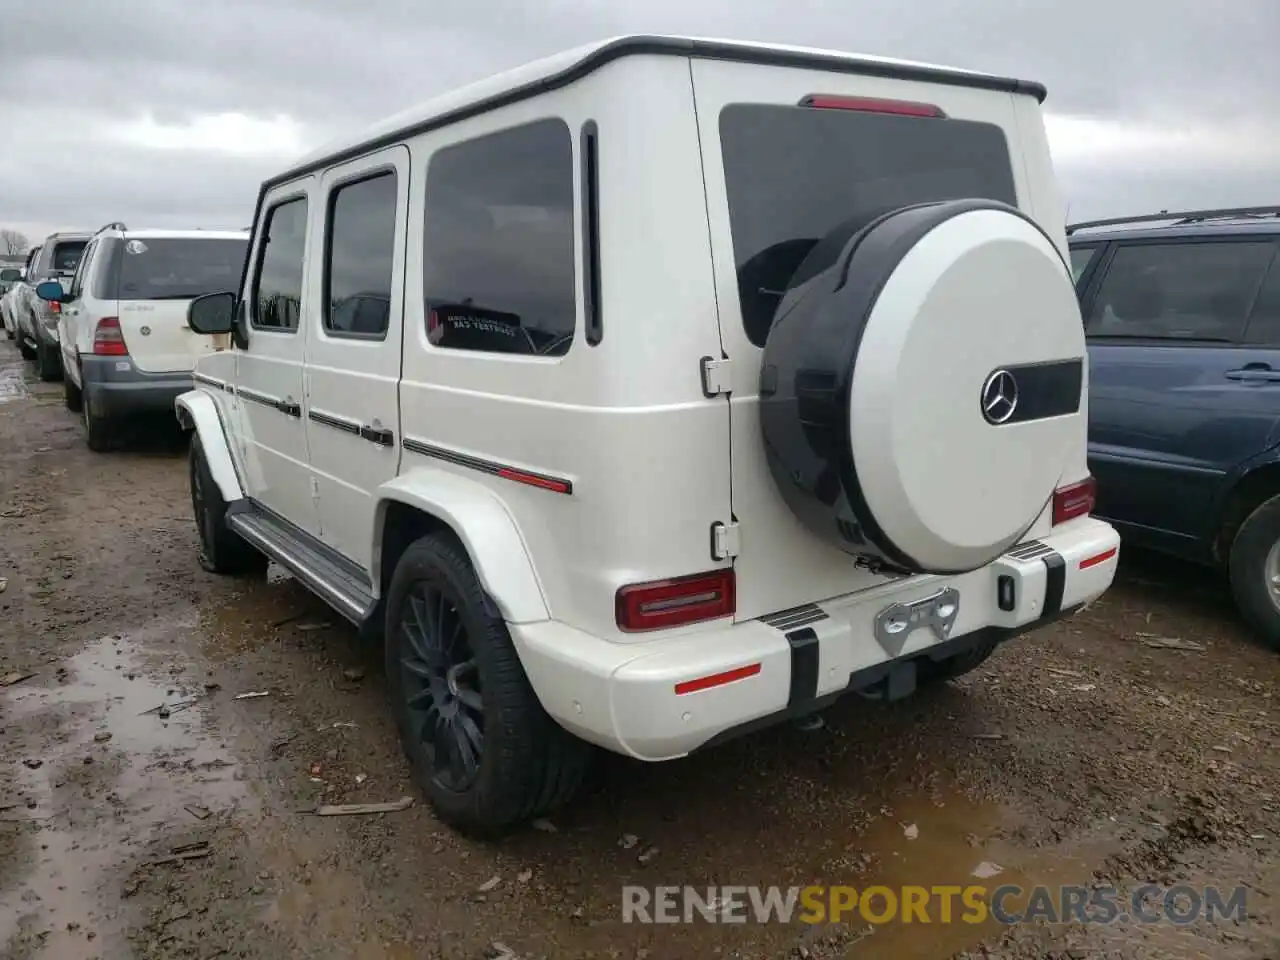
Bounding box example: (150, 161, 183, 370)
(496, 467, 570, 495)
(1079, 546, 1118, 570)
(674, 662, 761, 696)
(616, 569, 736, 633)
(799, 94, 946, 118)
(92, 316, 128, 356)
(1053, 476, 1096, 525)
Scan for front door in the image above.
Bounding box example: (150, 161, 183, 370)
(235, 180, 320, 534)
(302, 147, 408, 570)
(1084, 236, 1280, 554)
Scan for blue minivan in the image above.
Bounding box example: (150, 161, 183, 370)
(1069, 206, 1280, 649)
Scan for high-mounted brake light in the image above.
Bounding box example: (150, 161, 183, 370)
(799, 94, 946, 118)
(92, 317, 128, 356)
(616, 569, 736, 633)
(1052, 476, 1096, 526)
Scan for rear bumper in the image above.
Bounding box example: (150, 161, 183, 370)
(81, 355, 192, 418)
(512, 517, 1120, 761)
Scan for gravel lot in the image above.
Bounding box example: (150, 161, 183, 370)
(0, 338, 1277, 960)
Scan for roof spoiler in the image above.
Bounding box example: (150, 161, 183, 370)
(1067, 205, 1280, 236)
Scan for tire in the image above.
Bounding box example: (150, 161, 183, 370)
(757, 199, 1083, 576)
(189, 434, 264, 575)
(63, 372, 82, 412)
(1227, 493, 1280, 652)
(917, 637, 1001, 686)
(4, 324, 13, 341)
(82, 387, 114, 452)
(385, 532, 589, 833)
(18, 337, 35, 361)
(35, 341, 61, 382)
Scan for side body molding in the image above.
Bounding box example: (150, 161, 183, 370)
(175, 389, 243, 504)
(373, 468, 549, 624)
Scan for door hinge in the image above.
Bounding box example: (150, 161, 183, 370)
(710, 520, 741, 561)
(700, 355, 732, 397)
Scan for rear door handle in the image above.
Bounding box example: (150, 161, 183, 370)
(1225, 364, 1280, 382)
(359, 424, 395, 446)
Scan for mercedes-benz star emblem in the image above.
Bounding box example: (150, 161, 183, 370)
(139, 325, 151, 336)
(981, 369, 1019, 425)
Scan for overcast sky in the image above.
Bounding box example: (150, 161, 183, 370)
(1, 0, 1278, 246)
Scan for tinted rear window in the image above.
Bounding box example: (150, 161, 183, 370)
(113, 237, 248, 301)
(50, 240, 87, 274)
(719, 104, 1017, 347)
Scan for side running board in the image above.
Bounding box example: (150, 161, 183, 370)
(225, 502, 376, 625)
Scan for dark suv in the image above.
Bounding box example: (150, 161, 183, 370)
(1069, 206, 1280, 649)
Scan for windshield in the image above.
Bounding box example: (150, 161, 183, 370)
(719, 104, 1019, 347)
(116, 237, 247, 301)
(50, 240, 87, 274)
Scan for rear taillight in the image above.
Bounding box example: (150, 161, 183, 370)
(615, 569, 736, 633)
(48, 301, 61, 314)
(92, 317, 128, 356)
(799, 94, 946, 118)
(1053, 476, 1096, 525)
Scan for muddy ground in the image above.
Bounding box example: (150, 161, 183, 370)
(0, 337, 1276, 960)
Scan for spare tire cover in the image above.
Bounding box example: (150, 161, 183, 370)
(758, 198, 1085, 575)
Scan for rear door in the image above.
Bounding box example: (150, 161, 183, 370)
(1084, 236, 1280, 553)
(302, 147, 408, 569)
(690, 60, 1036, 620)
(113, 235, 248, 373)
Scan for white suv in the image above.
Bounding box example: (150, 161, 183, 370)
(178, 36, 1121, 832)
(34, 223, 248, 450)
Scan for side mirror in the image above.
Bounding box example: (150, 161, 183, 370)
(188, 291, 236, 335)
(0, 269, 20, 283)
(35, 280, 66, 302)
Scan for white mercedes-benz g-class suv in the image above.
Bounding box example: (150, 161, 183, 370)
(178, 36, 1120, 832)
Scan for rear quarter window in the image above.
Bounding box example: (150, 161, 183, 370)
(719, 104, 1018, 347)
(50, 240, 87, 274)
(1070, 245, 1101, 284)
(422, 117, 576, 358)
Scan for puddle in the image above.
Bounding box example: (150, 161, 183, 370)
(823, 793, 1104, 958)
(0, 619, 254, 957)
(504, 757, 1106, 959)
(0, 358, 28, 403)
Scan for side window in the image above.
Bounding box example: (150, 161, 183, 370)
(90, 238, 122, 301)
(251, 197, 309, 332)
(67, 239, 96, 300)
(1087, 241, 1277, 341)
(1242, 252, 1280, 346)
(422, 118, 576, 357)
(24, 246, 41, 278)
(323, 171, 397, 339)
(1069, 245, 1099, 285)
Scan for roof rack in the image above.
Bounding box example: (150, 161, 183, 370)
(94, 221, 128, 236)
(1066, 205, 1280, 236)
